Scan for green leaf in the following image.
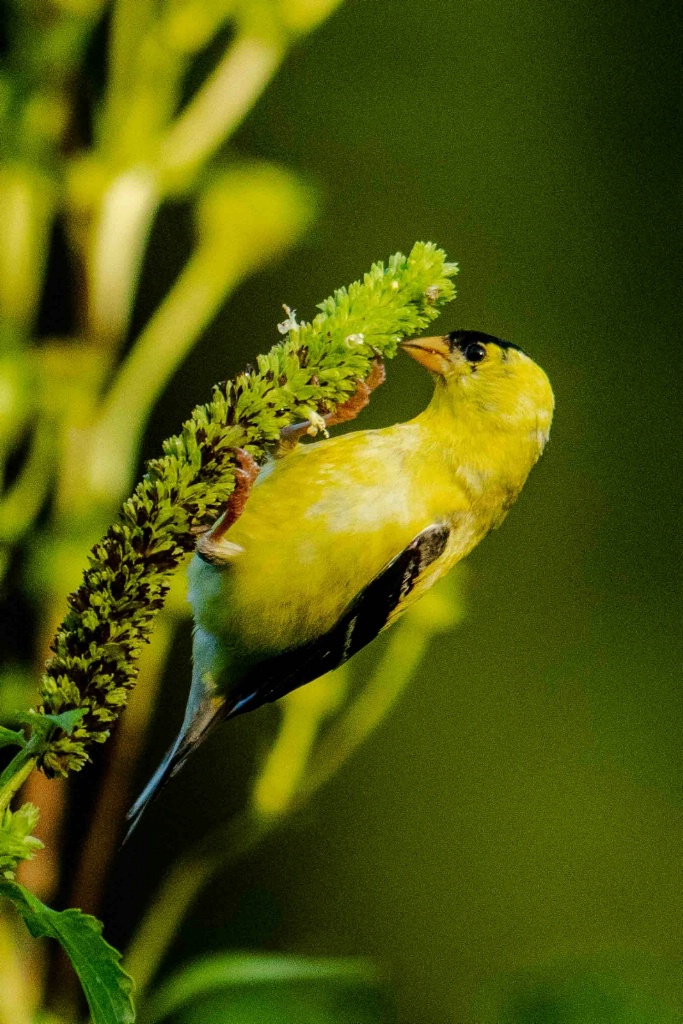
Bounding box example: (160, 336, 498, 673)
(0, 879, 135, 1024)
(0, 803, 42, 877)
(0, 708, 89, 792)
(15, 707, 87, 739)
(0, 725, 26, 750)
(142, 953, 390, 1024)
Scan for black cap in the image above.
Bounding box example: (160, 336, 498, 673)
(447, 330, 523, 354)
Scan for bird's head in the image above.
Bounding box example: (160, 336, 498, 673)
(401, 330, 554, 450)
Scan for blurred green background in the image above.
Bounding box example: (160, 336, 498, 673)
(114, 0, 682, 1021)
(3, 0, 682, 1021)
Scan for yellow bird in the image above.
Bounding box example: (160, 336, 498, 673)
(127, 331, 554, 833)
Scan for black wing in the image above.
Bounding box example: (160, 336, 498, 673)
(227, 522, 450, 718)
(123, 521, 449, 839)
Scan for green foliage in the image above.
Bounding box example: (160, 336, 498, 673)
(0, 709, 86, 876)
(0, 3, 463, 1018)
(0, 878, 135, 1024)
(15, 706, 88, 738)
(37, 242, 457, 777)
(0, 726, 26, 750)
(142, 953, 390, 1024)
(0, 803, 42, 878)
(0, 708, 86, 790)
(0, 1, 97, 167)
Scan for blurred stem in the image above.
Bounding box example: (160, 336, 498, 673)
(0, 758, 36, 816)
(125, 586, 460, 997)
(126, 673, 347, 996)
(0, 416, 55, 544)
(14, 776, 65, 902)
(254, 709, 319, 815)
(16, 596, 77, 904)
(160, 35, 284, 178)
(0, 914, 33, 1024)
(0, 167, 56, 334)
(85, 161, 312, 505)
(299, 621, 431, 800)
(104, 0, 158, 143)
(53, 617, 179, 1020)
(252, 668, 349, 819)
(87, 243, 243, 503)
(68, 613, 176, 920)
(124, 811, 269, 995)
(86, 169, 160, 351)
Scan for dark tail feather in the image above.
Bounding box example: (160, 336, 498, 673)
(123, 695, 227, 843)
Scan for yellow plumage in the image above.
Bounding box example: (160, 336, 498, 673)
(190, 334, 553, 652)
(127, 330, 554, 831)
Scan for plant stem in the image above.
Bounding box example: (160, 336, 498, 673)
(0, 415, 55, 544)
(159, 35, 283, 178)
(299, 622, 431, 800)
(103, 0, 158, 147)
(87, 243, 244, 503)
(0, 167, 56, 334)
(68, 613, 176, 919)
(123, 583, 460, 996)
(124, 811, 270, 995)
(251, 669, 349, 818)
(126, 672, 347, 995)
(86, 169, 160, 352)
(0, 914, 33, 1024)
(0, 758, 37, 817)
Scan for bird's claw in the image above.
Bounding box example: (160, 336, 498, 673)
(277, 358, 386, 455)
(323, 359, 386, 428)
(196, 448, 259, 564)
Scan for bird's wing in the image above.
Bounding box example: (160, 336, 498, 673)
(226, 521, 450, 717)
(124, 521, 450, 838)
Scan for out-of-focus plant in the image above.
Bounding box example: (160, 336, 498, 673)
(140, 952, 392, 1024)
(0, 2, 465, 1022)
(477, 962, 680, 1024)
(125, 571, 463, 1001)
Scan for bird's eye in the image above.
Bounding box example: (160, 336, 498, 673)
(465, 342, 486, 363)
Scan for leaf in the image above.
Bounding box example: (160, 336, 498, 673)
(0, 708, 89, 791)
(0, 803, 42, 878)
(176, 988, 387, 1024)
(0, 725, 26, 750)
(15, 707, 87, 740)
(0, 879, 135, 1024)
(142, 953, 390, 1024)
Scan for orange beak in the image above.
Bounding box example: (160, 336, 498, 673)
(400, 335, 451, 375)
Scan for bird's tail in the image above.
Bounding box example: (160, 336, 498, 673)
(123, 690, 227, 843)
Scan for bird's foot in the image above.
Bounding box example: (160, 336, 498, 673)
(323, 358, 386, 428)
(196, 448, 258, 565)
(277, 358, 385, 454)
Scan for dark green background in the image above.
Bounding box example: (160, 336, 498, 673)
(116, 1, 683, 1021)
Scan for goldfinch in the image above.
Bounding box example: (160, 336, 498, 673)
(127, 330, 554, 832)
